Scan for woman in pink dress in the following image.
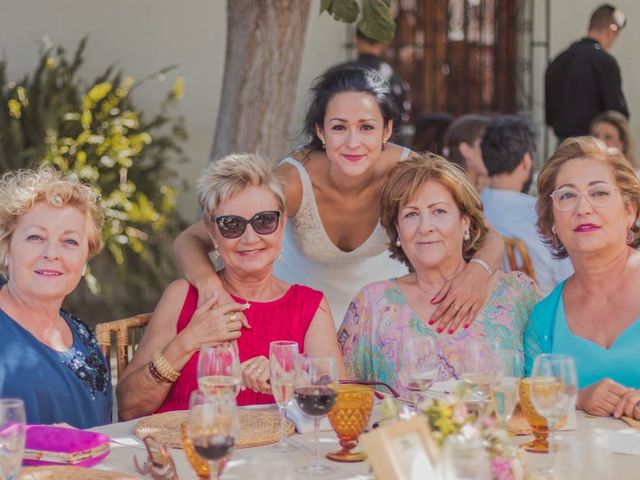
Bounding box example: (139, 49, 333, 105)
(117, 153, 344, 419)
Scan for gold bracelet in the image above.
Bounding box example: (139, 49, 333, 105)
(151, 351, 181, 383)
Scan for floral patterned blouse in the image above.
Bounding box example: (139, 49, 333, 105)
(338, 272, 540, 398)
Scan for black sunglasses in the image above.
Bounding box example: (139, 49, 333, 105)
(214, 210, 281, 239)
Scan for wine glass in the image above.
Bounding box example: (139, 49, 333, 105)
(269, 340, 298, 452)
(491, 350, 524, 426)
(437, 435, 491, 480)
(0, 398, 26, 480)
(198, 343, 241, 397)
(397, 335, 439, 406)
(187, 390, 239, 480)
(461, 338, 501, 414)
(530, 354, 577, 476)
(294, 355, 338, 476)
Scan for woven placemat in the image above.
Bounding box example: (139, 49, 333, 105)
(18, 466, 136, 480)
(135, 409, 295, 449)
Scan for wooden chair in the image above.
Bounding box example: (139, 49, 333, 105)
(96, 313, 151, 382)
(502, 237, 537, 282)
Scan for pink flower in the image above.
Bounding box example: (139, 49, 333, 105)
(490, 458, 513, 480)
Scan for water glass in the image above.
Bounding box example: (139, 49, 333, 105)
(397, 335, 439, 406)
(491, 350, 524, 425)
(197, 343, 241, 397)
(0, 398, 26, 480)
(437, 435, 491, 480)
(461, 338, 501, 413)
(269, 340, 298, 452)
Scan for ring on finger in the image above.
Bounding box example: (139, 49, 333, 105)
(451, 303, 462, 311)
(229, 312, 239, 321)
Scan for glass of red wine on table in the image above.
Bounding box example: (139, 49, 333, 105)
(294, 355, 339, 476)
(187, 390, 239, 480)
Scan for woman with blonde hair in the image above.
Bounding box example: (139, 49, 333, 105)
(339, 155, 539, 395)
(526, 137, 640, 418)
(0, 167, 111, 428)
(590, 110, 635, 166)
(117, 153, 344, 419)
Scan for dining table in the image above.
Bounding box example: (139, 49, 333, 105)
(80, 405, 640, 480)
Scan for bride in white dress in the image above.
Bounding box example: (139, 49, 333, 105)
(173, 66, 503, 330)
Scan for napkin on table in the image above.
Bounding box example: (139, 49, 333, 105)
(285, 403, 332, 434)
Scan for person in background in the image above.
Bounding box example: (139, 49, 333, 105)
(590, 110, 636, 168)
(525, 137, 640, 419)
(339, 155, 539, 396)
(117, 154, 344, 420)
(443, 114, 491, 191)
(0, 167, 111, 428)
(411, 112, 453, 156)
(546, 4, 628, 142)
(173, 66, 504, 333)
(481, 115, 573, 295)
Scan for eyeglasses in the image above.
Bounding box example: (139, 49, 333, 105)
(213, 210, 281, 239)
(549, 184, 618, 211)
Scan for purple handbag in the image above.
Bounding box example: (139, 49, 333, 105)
(22, 425, 111, 467)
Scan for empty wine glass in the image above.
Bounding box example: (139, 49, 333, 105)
(198, 343, 241, 397)
(397, 335, 439, 406)
(530, 354, 577, 477)
(269, 340, 298, 452)
(294, 355, 338, 476)
(437, 435, 491, 480)
(188, 390, 239, 480)
(491, 350, 524, 426)
(0, 398, 26, 480)
(461, 338, 501, 414)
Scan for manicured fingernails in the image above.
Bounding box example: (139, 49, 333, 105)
(463, 324, 469, 329)
(428, 320, 435, 326)
(448, 328, 454, 334)
(430, 297, 437, 304)
(437, 327, 444, 333)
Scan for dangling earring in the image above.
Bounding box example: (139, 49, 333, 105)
(463, 230, 471, 241)
(395, 237, 401, 247)
(81, 264, 87, 276)
(2, 255, 8, 267)
(212, 246, 220, 261)
(278, 251, 283, 262)
(551, 226, 561, 249)
(321, 139, 326, 150)
(627, 228, 635, 245)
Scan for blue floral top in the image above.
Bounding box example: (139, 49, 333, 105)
(0, 308, 112, 428)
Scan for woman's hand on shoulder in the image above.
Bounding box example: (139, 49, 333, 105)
(240, 355, 271, 394)
(577, 378, 632, 417)
(178, 293, 248, 354)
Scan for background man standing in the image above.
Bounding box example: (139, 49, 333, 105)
(545, 4, 628, 142)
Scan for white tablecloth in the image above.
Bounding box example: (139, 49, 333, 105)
(88, 410, 640, 479)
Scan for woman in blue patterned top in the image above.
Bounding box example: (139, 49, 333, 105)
(0, 167, 111, 428)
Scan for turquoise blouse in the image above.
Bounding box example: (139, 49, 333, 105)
(525, 280, 640, 389)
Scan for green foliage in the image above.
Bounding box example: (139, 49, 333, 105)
(320, 0, 395, 43)
(0, 37, 188, 319)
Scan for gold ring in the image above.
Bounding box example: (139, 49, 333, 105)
(229, 312, 239, 321)
(451, 303, 462, 311)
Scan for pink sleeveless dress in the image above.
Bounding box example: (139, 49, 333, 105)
(156, 283, 323, 410)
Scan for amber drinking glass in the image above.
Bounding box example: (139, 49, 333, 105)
(519, 378, 550, 453)
(181, 422, 227, 479)
(326, 384, 374, 462)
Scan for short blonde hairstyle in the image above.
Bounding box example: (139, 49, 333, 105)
(0, 167, 104, 274)
(537, 136, 640, 258)
(197, 153, 286, 223)
(380, 153, 488, 268)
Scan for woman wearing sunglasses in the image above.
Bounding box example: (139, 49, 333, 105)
(117, 153, 345, 419)
(525, 137, 640, 419)
(173, 66, 504, 333)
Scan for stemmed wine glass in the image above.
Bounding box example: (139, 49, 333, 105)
(188, 390, 239, 480)
(294, 355, 338, 476)
(461, 337, 501, 414)
(437, 435, 492, 480)
(0, 399, 25, 480)
(198, 343, 241, 397)
(397, 335, 439, 407)
(491, 350, 524, 426)
(269, 340, 298, 452)
(530, 354, 577, 477)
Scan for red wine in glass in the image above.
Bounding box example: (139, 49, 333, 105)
(193, 435, 235, 461)
(294, 386, 337, 416)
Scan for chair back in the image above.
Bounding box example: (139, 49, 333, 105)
(96, 313, 151, 382)
(502, 237, 537, 282)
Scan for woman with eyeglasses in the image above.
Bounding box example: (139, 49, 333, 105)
(117, 153, 345, 420)
(525, 137, 640, 419)
(172, 66, 504, 334)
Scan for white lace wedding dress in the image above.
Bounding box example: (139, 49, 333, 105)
(273, 152, 410, 328)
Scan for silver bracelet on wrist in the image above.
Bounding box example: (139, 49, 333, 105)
(469, 258, 493, 276)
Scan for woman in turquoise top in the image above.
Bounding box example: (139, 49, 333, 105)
(0, 168, 111, 428)
(525, 137, 640, 419)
